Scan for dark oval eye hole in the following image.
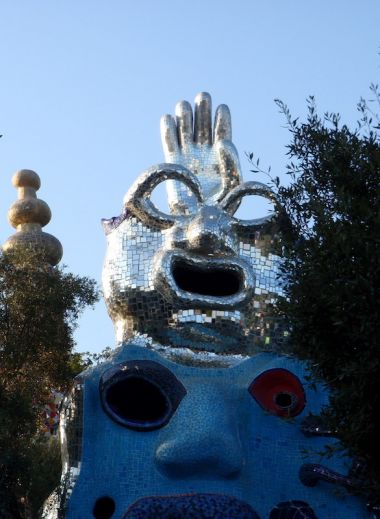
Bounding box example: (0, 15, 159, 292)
(100, 360, 186, 431)
(248, 368, 306, 418)
(106, 376, 170, 426)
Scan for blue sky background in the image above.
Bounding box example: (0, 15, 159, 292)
(0, 1, 379, 353)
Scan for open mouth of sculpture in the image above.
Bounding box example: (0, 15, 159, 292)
(153, 251, 255, 310)
(121, 493, 260, 518)
(172, 258, 241, 297)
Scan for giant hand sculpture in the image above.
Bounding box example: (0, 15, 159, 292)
(160, 92, 242, 212)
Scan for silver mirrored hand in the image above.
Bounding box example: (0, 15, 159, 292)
(160, 92, 242, 213)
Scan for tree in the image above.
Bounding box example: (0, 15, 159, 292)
(250, 87, 380, 501)
(0, 249, 98, 518)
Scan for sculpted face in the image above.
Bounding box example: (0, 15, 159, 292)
(102, 93, 286, 355)
(49, 345, 366, 518)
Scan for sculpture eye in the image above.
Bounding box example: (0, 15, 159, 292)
(219, 180, 280, 231)
(123, 164, 203, 230)
(100, 360, 186, 431)
(248, 368, 306, 418)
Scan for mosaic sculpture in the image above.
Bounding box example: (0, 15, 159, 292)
(102, 92, 286, 356)
(43, 94, 370, 518)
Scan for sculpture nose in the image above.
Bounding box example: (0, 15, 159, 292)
(186, 205, 237, 255)
(154, 384, 244, 479)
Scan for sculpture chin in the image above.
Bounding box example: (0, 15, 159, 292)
(107, 286, 255, 354)
(162, 318, 254, 355)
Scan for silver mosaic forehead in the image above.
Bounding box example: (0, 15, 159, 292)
(102, 92, 287, 360)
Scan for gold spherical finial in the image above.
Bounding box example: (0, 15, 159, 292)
(8, 170, 51, 229)
(12, 169, 41, 189)
(3, 169, 63, 266)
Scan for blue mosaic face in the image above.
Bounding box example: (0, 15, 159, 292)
(51, 344, 367, 519)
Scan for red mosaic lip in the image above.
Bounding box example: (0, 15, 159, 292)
(121, 493, 260, 518)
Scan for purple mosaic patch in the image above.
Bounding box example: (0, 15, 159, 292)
(122, 493, 260, 518)
(269, 500, 317, 519)
(101, 208, 131, 234)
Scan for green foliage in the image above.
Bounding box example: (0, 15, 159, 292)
(0, 249, 98, 518)
(27, 438, 62, 518)
(72, 346, 113, 371)
(256, 87, 380, 498)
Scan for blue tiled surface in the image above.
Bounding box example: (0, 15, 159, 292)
(64, 344, 368, 519)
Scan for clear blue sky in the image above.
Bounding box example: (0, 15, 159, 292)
(0, 1, 379, 353)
